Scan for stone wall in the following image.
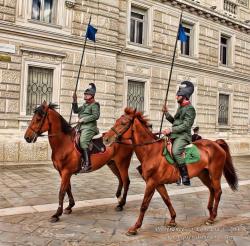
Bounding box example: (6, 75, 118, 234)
(0, 0, 16, 23)
(0, 0, 250, 165)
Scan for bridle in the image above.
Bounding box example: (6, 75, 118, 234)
(27, 106, 49, 140)
(110, 115, 163, 146)
(110, 115, 133, 141)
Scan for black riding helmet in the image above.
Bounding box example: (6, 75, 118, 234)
(176, 81, 194, 99)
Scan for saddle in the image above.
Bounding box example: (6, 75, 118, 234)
(74, 132, 106, 155)
(162, 137, 200, 165)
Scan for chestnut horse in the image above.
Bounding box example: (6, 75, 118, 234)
(103, 108, 238, 235)
(24, 101, 133, 222)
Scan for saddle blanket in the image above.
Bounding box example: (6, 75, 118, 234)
(162, 144, 200, 165)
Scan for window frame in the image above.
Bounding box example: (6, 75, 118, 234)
(218, 31, 235, 69)
(130, 7, 146, 45)
(20, 59, 61, 117)
(31, 0, 58, 24)
(216, 91, 232, 128)
(124, 76, 150, 115)
(26, 66, 54, 115)
(220, 35, 229, 65)
(177, 17, 199, 63)
(126, 1, 153, 52)
(180, 24, 192, 56)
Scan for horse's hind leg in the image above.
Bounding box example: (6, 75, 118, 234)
(198, 169, 215, 224)
(209, 178, 222, 224)
(115, 159, 131, 211)
(51, 171, 71, 223)
(107, 161, 123, 211)
(64, 182, 75, 215)
(156, 184, 176, 227)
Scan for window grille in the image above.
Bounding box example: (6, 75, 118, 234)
(127, 80, 145, 113)
(224, 0, 237, 14)
(26, 66, 53, 115)
(218, 94, 229, 125)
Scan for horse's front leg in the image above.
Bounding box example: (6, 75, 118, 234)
(127, 179, 156, 235)
(64, 181, 75, 215)
(51, 171, 70, 222)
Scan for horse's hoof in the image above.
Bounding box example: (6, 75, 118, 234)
(126, 229, 138, 236)
(64, 209, 72, 215)
(205, 219, 214, 225)
(50, 216, 59, 223)
(167, 221, 177, 227)
(115, 205, 123, 212)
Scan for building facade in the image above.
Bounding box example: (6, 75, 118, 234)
(0, 0, 250, 164)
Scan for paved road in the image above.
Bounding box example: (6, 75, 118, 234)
(0, 156, 249, 245)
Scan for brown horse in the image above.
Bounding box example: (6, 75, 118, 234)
(24, 101, 133, 222)
(103, 108, 238, 235)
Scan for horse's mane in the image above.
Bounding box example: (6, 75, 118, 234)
(34, 104, 73, 135)
(124, 107, 157, 139)
(49, 104, 73, 135)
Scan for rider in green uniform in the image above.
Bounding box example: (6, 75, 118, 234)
(72, 83, 100, 172)
(162, 81, 196, 186)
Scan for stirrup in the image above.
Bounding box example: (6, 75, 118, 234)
(79, 164, 91, 173)
(182, 176, 191, 186)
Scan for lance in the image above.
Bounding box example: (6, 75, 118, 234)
(69, 15, 92, 124)
(158, 12, 183, 136)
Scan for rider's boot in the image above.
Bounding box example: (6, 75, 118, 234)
(178, 164, 190, 186)
(79, 148, 91, 173)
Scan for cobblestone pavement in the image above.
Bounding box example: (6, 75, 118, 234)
(0, 185, 249, 245)
(0, 156, 249, 245)
(0, 156, 249, 209)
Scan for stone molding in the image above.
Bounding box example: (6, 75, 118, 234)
(161, 0, 250, 33)
(20, 46, 67, 58)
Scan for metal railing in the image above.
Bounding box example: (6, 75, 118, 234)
(224, 0, 237, 15)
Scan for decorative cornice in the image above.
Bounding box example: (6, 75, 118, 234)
(0, 21, 121, 53)
(20, 46, 67, 58)
(118, 48, 250, 82)
(161, 0, 250, 34)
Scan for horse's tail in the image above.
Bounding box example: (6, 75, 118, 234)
(215, 139, 238, 191)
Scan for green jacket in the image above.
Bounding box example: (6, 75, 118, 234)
(165, 104, 196, 140)
(72, 102, 100, 132)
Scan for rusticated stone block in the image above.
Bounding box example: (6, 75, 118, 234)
(4, 0, 15, 8)
(1, 70, 20, 84)
(6, 99, 19, 113)
(5, 120, 19, 128)
(0, 142, 3, 161)
(19, 141, 49, 162)
(3, 142, 18, 162)
(0, 98, 5, 112)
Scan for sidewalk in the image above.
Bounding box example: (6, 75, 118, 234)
(0, 156, 249, 245)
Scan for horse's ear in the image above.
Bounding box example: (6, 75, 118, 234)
(133, 108, 137, 114)
(42, 100, 47, 106)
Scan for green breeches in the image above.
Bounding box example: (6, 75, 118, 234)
(172, 137, 190, 166)
(80, 130, 96, 149)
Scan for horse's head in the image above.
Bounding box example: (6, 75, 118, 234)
(24, 101, 51, 143)
(103, 108, 137, 146)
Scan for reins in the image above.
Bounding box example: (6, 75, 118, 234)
(115, 137, 163, 147)
(110, 114, 166, 147)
